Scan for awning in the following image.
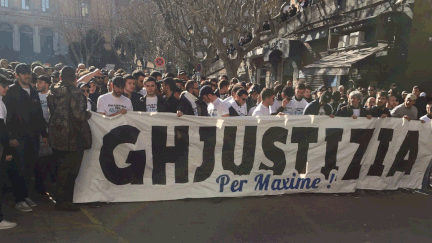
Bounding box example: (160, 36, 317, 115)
(302, 44, 388, 75)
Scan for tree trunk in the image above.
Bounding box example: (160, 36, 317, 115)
(223, 59, 242, 80)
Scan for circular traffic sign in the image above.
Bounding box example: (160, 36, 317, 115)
(196, 63, 202, 72)
(155, 57, 165, 68)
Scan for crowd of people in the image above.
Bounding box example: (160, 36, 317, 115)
(0, 58, 431, 230)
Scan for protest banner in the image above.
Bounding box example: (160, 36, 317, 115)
(73, 113, 432, 203)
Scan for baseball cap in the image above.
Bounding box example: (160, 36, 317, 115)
(37, 75, 52, 85)
(199, 85, 214, 99)
(88, 78, 97, 84)
(15, 63, 31, 74)
(248, 85, 261, 94)
(112, 76, 125, 88)
(0, 73, 13, 85)
(60, 66, 76, 80)
(320, 91, 332, 103)
(77, 82, 90, 89)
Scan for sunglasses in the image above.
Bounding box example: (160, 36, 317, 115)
(81, 89, 90, 93)
(241, 98, 247, 102)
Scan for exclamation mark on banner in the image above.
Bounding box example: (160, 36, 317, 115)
(327, 174, 337, 189)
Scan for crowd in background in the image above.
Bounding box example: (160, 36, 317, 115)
(0, 57, 431, 230)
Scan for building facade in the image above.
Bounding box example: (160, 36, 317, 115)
(0, 0, 114, 66)
(0, 0, 68, 63)
(204, 0, 427, 92)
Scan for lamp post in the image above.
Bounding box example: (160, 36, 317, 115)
(187, 25, 195, 75)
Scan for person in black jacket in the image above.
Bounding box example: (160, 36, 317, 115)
(303, 91, 334, 116)
(122, 74, 143, 111)
(369, 91, 391, 118)
(177, 80, 208, 116)
(330, 91, 341, 115)
(137, 77, 168, 112)
(3, 64, 48, 210)
(336, 90, 372, 119)
(162, 77, 180, 113)
(0, 74, 19, 229)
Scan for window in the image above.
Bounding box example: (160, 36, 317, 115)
(81, 3, 89, 17)
(22, 0, 29, 9)
(42, 0, 49, 12)
(1, 0, 8, 7)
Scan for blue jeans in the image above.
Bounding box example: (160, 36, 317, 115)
(422, 159, 432, 191)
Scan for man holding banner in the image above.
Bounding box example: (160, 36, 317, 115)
(97, 76, 133, 116)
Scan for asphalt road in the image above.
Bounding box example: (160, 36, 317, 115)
(1, 190, 432, 243)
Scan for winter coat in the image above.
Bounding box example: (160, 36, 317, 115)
(3, 80, 47, 139)
(335, 105, 370, 117)
(177, 92, 209, 116)
(137, 95, 169, 112)
(303, 100, 333, 115)
(47, 81, 92, 151)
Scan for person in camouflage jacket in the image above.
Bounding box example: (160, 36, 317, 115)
(46, 67, 92, 211)
(47, 72, 92, 152)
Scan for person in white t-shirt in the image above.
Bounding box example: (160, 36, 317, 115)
(223, 84, 242, 106)
(35, 75, 51, 124)
(420, 102, 432, 123)
(252, 89, 275, 116)
(200, 85, 230, 117)
(292, 83, 309, 115)
(97, 76, 132, 116)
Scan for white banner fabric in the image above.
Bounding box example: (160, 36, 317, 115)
(73, 112, 432, 203)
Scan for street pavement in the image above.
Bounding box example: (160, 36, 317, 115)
(1, 190, 432, 243)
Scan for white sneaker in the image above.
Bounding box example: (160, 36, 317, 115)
(15, 201, 33, 212)
(25, 198, 37, 207)
(0, 220, 17, 230)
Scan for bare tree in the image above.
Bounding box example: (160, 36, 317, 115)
(108, 0, 192, 72)
(52, 0, 113, 67)
(151, 0, 284, 78)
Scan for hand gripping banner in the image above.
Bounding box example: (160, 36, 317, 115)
(73, 113, 432, 203)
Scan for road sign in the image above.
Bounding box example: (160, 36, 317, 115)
(155, 57, 165, 68)
(196, 63, 202, 72)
